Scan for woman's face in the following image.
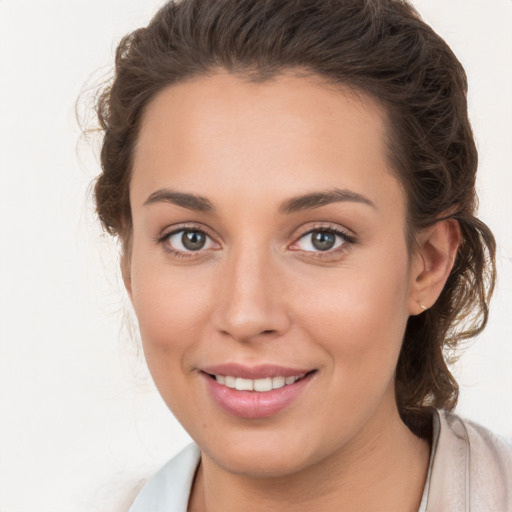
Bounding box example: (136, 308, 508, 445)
(128, 73, 421, 477)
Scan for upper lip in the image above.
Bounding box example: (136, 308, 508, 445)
(200, 363, 314, 380)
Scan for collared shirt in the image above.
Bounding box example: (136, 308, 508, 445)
(129, 410, 512, 512)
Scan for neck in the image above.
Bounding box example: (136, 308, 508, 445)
(189, 400, 430, 512)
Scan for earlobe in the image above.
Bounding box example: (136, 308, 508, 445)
(408, 219, 461, 315)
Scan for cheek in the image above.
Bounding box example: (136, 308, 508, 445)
(296, 249, 411, 385)
(129, 252, 214, 382)
(130, 267, 216, 422)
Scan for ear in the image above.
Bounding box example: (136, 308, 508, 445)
(121, 253, 133, 303)
(408, 219, 461, 315)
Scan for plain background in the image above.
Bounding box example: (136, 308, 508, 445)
(0, 1, 511, 511)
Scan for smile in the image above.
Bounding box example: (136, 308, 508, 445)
(200, 365, 316, 419)
(211, 374, 306, 392)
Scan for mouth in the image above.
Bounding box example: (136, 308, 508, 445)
(205, 372, 311, 392)
(200, 365, 317, 419)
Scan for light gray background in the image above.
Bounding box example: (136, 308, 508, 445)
(1, 1, 511, 511)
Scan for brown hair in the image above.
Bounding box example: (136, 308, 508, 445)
(93, 0, 496, 432)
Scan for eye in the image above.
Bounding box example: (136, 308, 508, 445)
(164, 229, 217, 253)
(294, 228, 351, 252)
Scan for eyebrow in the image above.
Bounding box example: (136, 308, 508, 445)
(143, 187, 376, 214)
(279, 188, 376, 214)
(143, 189, 214, 212)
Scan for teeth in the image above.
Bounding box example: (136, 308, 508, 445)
(225, 376, 236, 388)
(214, 373, 306, 392)
(235, 378, 253, 391)
(272, 376, 286, 389)
(254, 377, 272, 392)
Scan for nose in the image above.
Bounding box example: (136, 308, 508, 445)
(211, 245, 291, 343)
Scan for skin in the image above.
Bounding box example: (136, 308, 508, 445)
(125, 72, 460, 511)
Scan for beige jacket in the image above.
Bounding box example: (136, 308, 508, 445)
(423, 409, 512, 511)
(129, 410, 512, 512)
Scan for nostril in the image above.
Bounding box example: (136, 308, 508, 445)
(261, 330, 275, 335)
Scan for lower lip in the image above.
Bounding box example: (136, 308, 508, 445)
(201, 372, 315, 419)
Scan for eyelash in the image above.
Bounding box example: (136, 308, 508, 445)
(289, 225, 356, 258)
(157, 224, 219, 259)
(156, 223, 356, 259)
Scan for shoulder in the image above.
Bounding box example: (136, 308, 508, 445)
(426, 409, 512, 512)
(128, 443, 201, 512)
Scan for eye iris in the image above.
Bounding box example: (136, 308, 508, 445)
(311, 231, 335, 251)
(182, 231, 206, 251)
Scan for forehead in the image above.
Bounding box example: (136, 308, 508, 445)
(131, 72, 404, 216)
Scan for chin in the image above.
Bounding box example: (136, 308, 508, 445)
(196, 426, 333, 479)
(212, 448, 314, 478)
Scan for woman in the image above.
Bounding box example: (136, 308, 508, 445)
(93, 0, 512, 510)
